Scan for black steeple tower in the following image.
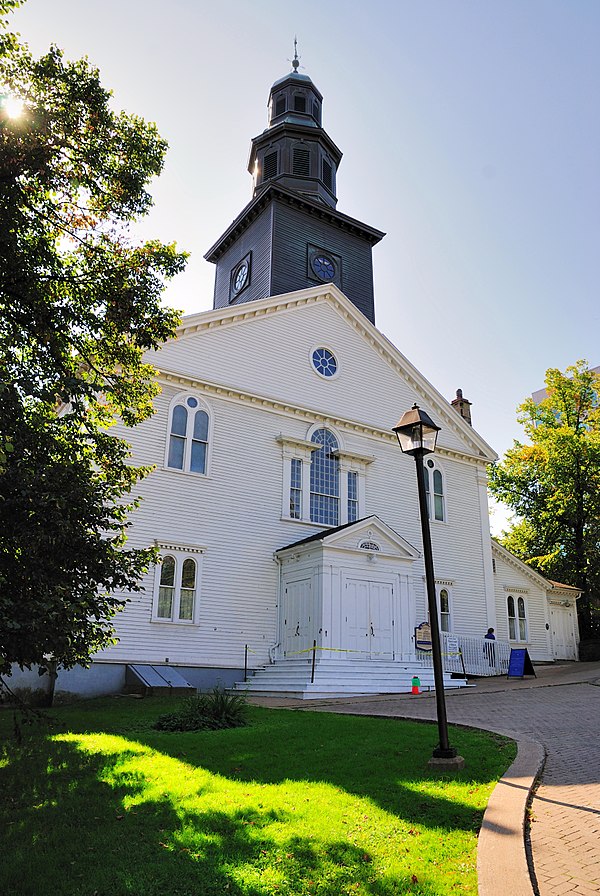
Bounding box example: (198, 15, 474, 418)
(205, 52, 384, 324)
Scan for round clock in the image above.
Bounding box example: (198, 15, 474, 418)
(233, 261, 249, 293)
(311, 254, 335, 282)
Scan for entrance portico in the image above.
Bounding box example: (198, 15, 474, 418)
(275, 516, 421, 665)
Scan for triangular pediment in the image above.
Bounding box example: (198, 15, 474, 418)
(276, 515, 420, 561)
(149, 285, 496, 463)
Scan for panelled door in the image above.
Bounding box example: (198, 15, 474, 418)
(551, 607, 576, 660)
(282, 577, 313, 657)
(344, 578, 394, 659)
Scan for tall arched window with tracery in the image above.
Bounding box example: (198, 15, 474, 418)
(310, 428, 340, 525)
(166, 395, 210, 474)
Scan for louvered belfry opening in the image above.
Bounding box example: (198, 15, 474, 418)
(322, 158, 332, 192)
(294, 94, 306, 113)
(293, 147, 310, 178)
(263, 151, 278, 181)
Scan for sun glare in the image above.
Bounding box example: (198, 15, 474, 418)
(2, 94, 24, 118)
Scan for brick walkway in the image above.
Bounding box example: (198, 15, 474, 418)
(261, 663, 600, 895)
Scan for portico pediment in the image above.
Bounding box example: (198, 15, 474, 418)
(276, 515, 420, 562)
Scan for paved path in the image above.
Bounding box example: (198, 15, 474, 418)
(255, 662, 600, 895)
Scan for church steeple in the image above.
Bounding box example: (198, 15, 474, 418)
(205, 56, 384, 324)
(248, 48, 341, 208)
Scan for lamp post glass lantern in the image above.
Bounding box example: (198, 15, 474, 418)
(393, 404, 458, 761)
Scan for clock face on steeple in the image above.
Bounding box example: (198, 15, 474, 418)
(311, 254, 335, 281)
(229, 253, 252, 302)
(234, 263, 248, 292)
(307, 244, 341, 288)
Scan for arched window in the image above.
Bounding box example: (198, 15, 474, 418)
(166, 396, 210, 474)
(155, 551, 200, 623)
(359, 541, 380, 552)
(440, 588, 450, 632)
(507, 595, 528, 641)
(158, 555, 176, 619)
(310, 428, 339, 525)
(425, 459, 445, 521)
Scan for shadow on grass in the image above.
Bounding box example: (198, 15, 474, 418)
(0, 731, 442, 896)
(135, 706, 506, 834)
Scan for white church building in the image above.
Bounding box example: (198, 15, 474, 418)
(13, 62, 580, 700)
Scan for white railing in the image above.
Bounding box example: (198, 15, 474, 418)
(417, 631, 511, 677)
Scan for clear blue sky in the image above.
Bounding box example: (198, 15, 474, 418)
(10, 0, 600, 529)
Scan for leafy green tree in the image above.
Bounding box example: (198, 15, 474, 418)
(0, 3, 186, 676)
(489, 361, 600, 640)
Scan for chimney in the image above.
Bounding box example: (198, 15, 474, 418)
(451, 388, 472, 426)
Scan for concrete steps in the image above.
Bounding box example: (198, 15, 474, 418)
(236, 658, 466, 700)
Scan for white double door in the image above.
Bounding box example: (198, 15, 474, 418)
(344, 577, 395, 659)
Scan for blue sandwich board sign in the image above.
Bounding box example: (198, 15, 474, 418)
(507, 648, 536, 679)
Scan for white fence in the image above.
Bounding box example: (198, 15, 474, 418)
(417, 631, 511, 677)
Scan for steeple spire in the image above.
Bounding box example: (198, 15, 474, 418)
(205, 63, 384, 323)
(248, 61, 340, 208)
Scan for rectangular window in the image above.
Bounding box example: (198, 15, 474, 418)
(294, 95, 306, 113)
(290, 458, 302, 519)
(167, 435, 185, 470)
(275, 95, 286, 116)
(347, 471, 358, 523)
(310, 494, 339, 526)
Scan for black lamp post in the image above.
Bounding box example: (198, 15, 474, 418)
(393, 404, 459, 763)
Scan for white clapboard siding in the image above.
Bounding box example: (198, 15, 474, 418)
(105, 350, 495, 670)
(491, 544, 553, 660)
(149, 289, 494, 461)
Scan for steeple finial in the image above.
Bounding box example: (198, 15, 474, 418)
(292, 37, 300, 72)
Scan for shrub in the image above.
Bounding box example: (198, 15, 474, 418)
(579, 639, 600, 662)
(153, 688, 248, 732)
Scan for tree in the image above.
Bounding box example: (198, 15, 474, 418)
(489, 361, 600, 640)
(0, 3, 186, 677)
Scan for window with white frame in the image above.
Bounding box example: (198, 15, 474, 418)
(290, 457, 302, 519)
(347, 471, 359, 523)
(277, 430, 372, 526)
(166, 395, 210, 475)
(424, 458, 445, 521)
(439, 588, 451, 632)
(507, 594, 527, 641)
(310, 428, 340, 526)
(153, 547, 203, 624)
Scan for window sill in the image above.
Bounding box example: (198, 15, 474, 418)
(162, 466, 211, 479)
(150, 618, 200, 627)
(281, 516, 341, 529)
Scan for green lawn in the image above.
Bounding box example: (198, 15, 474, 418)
(0, 697, 515, 896)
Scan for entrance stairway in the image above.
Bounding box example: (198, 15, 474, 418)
(237, 658, 466, 700)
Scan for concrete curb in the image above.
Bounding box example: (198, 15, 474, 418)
(477, 737, 545, 896)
